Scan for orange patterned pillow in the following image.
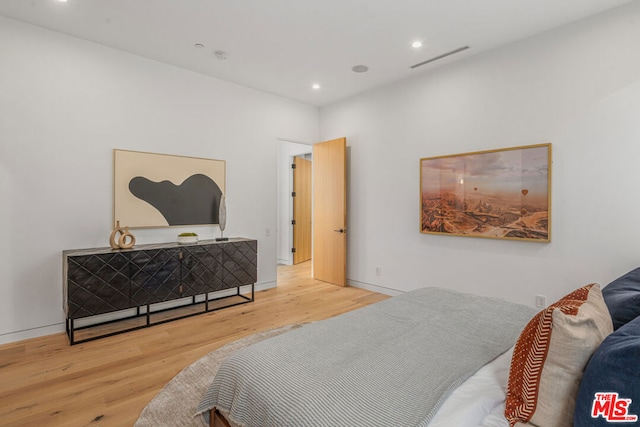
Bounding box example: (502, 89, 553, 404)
(505, 283, 612, 427)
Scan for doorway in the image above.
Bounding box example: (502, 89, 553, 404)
(276, 137, 347, 287)
(276, 140, 312, 268)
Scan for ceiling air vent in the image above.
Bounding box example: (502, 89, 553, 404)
(410, 46, 470, 69)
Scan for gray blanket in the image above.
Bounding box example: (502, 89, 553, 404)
(197, 287, 536, 427)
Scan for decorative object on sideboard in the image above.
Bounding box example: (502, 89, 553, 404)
(109, 220, 136, 249)
(118, 227, 136, 249)
(178, 232, 198, 244)
(216, 194, 229, 241)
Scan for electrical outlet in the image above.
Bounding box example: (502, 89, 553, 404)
(535, 295, 547, 308)
(376, 267, 382, 276)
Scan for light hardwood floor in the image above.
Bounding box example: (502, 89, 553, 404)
(0, 262, 388, 426)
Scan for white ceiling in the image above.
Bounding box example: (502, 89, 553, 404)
(0, 0, 634, 106)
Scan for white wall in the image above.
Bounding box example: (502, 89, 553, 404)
(0, 17, 319, 344)
(3, 3, 640, 344)
(320, 2, 640, 305)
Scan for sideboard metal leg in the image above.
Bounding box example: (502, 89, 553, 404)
(68, 318, 75, 345)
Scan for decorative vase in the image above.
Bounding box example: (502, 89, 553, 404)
(109, 220, 136, 249)
(118, 227, 136, 249)
(216, 194, 229, 241)
(109, 221, 122, 249)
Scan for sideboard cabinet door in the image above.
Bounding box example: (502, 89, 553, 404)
(130, 248, 181, 305)
(66, 252, 131, 318)
(220, 240, 258, 291)
(181, 244, 223, 297)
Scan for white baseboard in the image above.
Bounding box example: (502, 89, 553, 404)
(0, 323, 65, 345)
(347, 280, 404, 296)
(255, 281, 276, 292)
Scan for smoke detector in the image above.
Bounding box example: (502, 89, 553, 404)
(213, 50, 229, 60)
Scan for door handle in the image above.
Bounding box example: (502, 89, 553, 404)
(334, 228, 347, 234)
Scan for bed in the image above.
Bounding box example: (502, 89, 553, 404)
(196, 287, 536, 426)
(195, 271, 640, 427)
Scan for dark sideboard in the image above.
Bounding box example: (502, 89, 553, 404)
(63, 238, 257, 344)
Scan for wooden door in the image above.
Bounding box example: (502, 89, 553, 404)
(312, 137, 346, 286)
(293, 157, 312, 264)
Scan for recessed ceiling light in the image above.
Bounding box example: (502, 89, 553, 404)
(194, 43, 205, 49)
(351, 65, 369, 73)
(58, 0, 68, 3)
(412, 41, 423, 49)
(312, 83, 321, 90)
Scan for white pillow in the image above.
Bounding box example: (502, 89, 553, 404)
(429, 348, 513, 427)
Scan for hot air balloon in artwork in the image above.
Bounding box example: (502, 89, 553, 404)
(521, 189, 529, 196)
(474, 187, 478, 191)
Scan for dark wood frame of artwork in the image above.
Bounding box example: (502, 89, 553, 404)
(113, 149, 226, 228)
(420, 143, 551, 242)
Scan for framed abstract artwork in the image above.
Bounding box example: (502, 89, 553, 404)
(113, 149, 226, 228)
(420, 143, 551, 242)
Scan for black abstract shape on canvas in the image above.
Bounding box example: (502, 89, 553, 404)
(129, 174, 222, 226)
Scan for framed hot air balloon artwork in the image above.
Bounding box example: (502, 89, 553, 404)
(420, 143, 551, 242)
(113, 149, 226, 228)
